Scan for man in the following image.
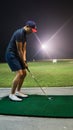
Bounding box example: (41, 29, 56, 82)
(5, 20, 37, 101)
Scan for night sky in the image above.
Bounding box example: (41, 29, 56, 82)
(0, 0, 73, 62)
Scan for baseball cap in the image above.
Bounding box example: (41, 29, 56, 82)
(25, 20, 37, 32)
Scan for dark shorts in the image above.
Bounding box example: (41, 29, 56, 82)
(5, 52, 26, 71)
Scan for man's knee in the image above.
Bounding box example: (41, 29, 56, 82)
(18, 70, 27, 79)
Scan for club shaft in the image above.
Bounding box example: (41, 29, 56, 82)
(27, 68, 47, 95)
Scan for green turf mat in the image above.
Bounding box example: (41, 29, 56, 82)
(0, 95, 73, 118)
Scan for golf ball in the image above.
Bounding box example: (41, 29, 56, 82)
(48, 97, 53, 100)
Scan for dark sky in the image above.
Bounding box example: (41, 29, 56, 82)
(0, 0, 73, 62)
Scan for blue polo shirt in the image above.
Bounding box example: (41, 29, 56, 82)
(5, 28, 27, 71)
(6, 28, 26, 57)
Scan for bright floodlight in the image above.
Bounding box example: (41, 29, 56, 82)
(41, 44, 47, 50)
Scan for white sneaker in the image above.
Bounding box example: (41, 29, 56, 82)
(9, 94, 22, 101)
(16, 91, 28, 98)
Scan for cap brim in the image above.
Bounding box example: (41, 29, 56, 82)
(32, 28, 37, 32)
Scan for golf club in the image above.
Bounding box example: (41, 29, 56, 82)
(27, 67, 46, 95)
(27, 67, 53, 100)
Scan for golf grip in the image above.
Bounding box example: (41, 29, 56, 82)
(26, 67, 30, 72)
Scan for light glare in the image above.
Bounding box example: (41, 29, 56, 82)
(41, 44, 47, 50)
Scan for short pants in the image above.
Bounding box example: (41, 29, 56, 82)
(5, 52, 26, 71)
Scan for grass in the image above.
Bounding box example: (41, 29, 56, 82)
(0, 60, 73, 88)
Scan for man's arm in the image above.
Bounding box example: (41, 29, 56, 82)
(16, 41, 28, 69)
(16, 41, 25, 64)
(23, 42, 27, 62)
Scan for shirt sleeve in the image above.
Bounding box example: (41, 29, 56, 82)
(15, 32, 23, 42)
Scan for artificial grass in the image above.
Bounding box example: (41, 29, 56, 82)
(0, 95, 73, 118)
(1, 61, 73, 87)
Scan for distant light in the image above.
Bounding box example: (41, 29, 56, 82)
(52, 59, 57, 63)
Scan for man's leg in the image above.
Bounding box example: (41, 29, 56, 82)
(11, 69, 26, 94)
(9, 69, 27, 101)
(17, 69, 27, 92)
(15, 69, 28, 97)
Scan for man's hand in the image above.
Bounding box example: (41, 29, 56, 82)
(24, 61, 28, 69)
